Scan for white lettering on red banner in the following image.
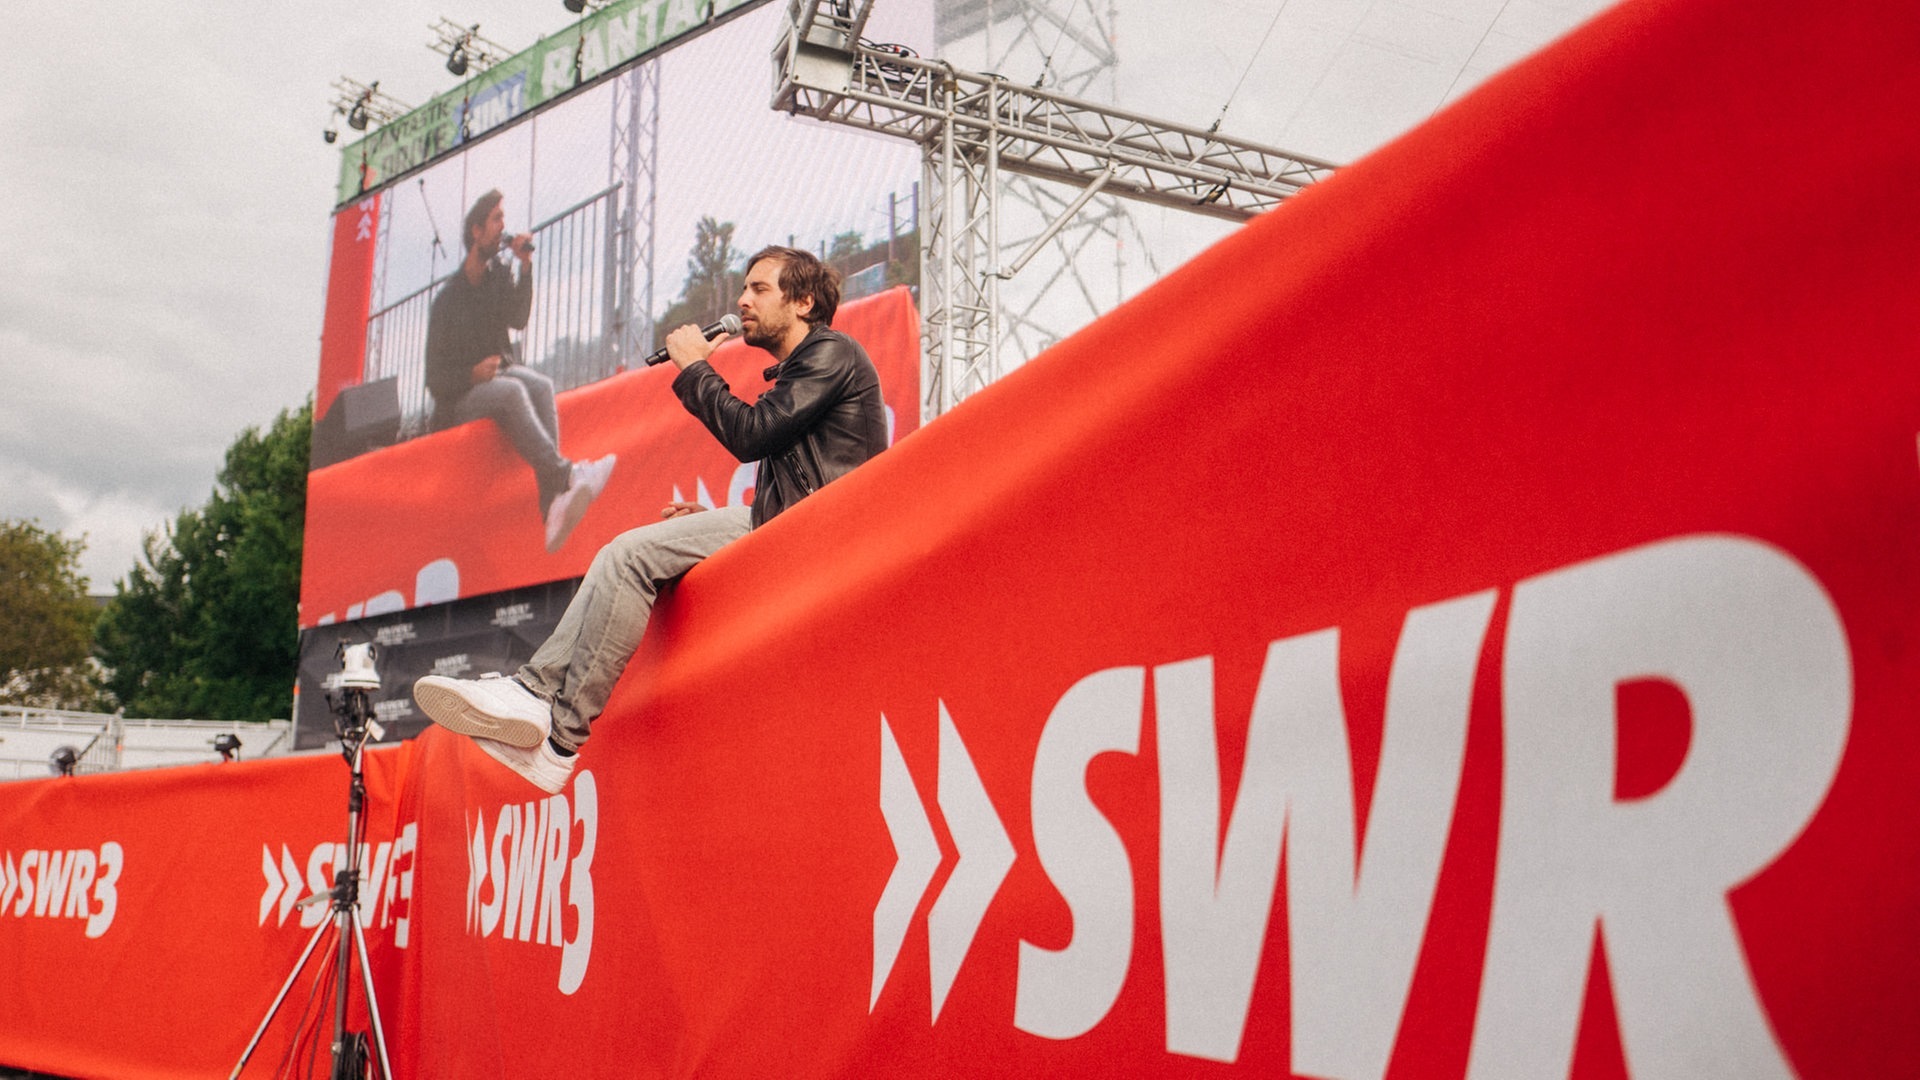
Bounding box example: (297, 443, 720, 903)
(1, 843, 123, 939)
(873, 535, 1850, 1078)
(873, 705, 1018, 1018)
(257, 822, 418, 945)
(464, 770, 598, 994)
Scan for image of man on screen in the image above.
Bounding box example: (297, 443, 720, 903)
(413, 245, 888, 792)
(425, 189, 614, 553)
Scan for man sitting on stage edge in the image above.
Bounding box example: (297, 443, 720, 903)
(413, 246, 888, 792)
(425, 189, 615, 553)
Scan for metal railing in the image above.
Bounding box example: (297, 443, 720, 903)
(0, 707, 294, 780)
(364, 184, 623, 434)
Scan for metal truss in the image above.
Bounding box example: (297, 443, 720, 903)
(330, 78, 414, 135)
(609, 60, 662, 367)
(427, 19, 515, 77)
(774, 0, 1338, 416)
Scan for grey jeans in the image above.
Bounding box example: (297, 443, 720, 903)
(451, 366, 571, 511)
(517, 505, 753, 750)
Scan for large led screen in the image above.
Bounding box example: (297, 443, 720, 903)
(304, 0, 930, 631)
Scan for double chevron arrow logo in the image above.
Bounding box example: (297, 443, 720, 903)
(258, 828, 418, 941)
(872, 705, 1016, 1019)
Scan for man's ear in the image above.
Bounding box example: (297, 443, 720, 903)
(792, 292, 816, 322)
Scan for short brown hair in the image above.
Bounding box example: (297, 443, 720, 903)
(746, 246, 840, 326)
(463, 189, 503, 250)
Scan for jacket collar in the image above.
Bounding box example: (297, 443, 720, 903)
(762, 322, 831, 382)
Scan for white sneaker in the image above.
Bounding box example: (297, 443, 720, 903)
(544, 479, 594, 552)
(413, 672, 552, 748)
(572, 454, 617, 499)
(475, 736, 577, 795)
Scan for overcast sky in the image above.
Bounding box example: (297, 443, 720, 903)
(0, 0, 1609, 592)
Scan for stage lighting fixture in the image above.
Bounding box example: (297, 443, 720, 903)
(324, 127, 339, 143)
(49, 746, 78, 777)
(430, 21, 508, 82)
(564, 0, 588, 12)
(213, 733, 242, 763)
(328, 78, 412, 138)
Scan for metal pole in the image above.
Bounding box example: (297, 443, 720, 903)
(328, 738, 365, 1076)
(353, 916, 396, 1079)
(228, 919, 333, 1079)
(985, 81, 1002, 390)
(940, 97, 958, 416)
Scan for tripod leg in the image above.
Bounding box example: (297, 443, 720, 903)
(231, 916, 334, 1079)
(352, 916, 397, 1080)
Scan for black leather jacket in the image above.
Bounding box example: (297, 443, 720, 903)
(672, 324, 888, 528)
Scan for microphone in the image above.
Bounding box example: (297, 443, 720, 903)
(645, 314, 742, 366)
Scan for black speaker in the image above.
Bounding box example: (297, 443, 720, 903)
(311, 378, 402, 469)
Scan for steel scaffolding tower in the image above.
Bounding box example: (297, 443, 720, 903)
(610, 60, 662, 366)
(773, 0, 1338, 417)
(941, 0, 1136, 381)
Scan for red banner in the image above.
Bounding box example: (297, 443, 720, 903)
(0, 751, 413, 1078)
(5, 0, 1918, 1075)
(315, 194, 382, 421)
(299, 287, 922, 628)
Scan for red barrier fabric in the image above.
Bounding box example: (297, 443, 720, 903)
(299, 286, 923, 628)
(0, 750, 413, 1079)
(6, 0, 1919, 1075)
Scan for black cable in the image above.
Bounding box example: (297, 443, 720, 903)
(267, 932, 334, 1079)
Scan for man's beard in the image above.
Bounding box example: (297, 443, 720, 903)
(743, 317, 784, 350)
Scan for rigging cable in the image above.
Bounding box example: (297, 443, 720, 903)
(1433, 0, 1515, 116)
(1209, 0, 1291, 135)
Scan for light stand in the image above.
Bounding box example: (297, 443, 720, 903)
(231, 643, 395, 1080)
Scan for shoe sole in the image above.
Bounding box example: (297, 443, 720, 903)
(414, 680, 549, 748)
(545, 488, 595, 553)
(475, 736, 570, 794)
(583, 456, 617, 499)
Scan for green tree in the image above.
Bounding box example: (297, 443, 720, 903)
(828, 229, 865, 263)
(95, 402, 310, 721)
(0, 520, 103, 709)
(655, 216, 743, 350)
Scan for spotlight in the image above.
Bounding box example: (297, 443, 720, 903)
(49, 746, 78, 778)
(430, 21, 506, 82)
(328, 78, 412, 139)
(213, 733, 243, 763)
(563, 0, 588, 11)
(324, 127, 339, 143)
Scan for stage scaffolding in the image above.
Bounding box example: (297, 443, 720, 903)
(773, 0, 1339, 419)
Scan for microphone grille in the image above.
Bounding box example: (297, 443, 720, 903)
(719, 313, 743, 335)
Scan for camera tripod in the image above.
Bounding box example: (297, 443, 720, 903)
(232, 660, 394, 1080)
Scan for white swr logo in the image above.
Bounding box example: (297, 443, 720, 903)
(466, 770, 598, 995)
(258, 824, 419, 945)
(2, 844, 123, 938)
(873, 535, 1849, 1080)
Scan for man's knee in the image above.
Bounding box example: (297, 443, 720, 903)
(600, 522, 669, 578)
(474, 378, 533, 417)
(510, 367, 555, 392)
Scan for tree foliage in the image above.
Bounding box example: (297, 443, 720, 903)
(94, 402, 310, 720)
(828, 229, 865, 262)
(655, 216, 744, 350)
(0, 520, 102, 709)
